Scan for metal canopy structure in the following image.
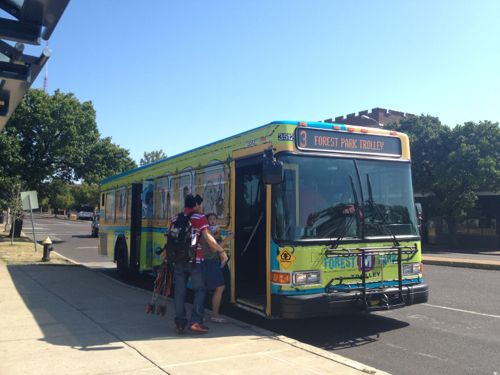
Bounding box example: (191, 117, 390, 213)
(0, 0, 69, 131)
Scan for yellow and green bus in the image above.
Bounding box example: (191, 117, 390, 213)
(99, 121, 428, 318)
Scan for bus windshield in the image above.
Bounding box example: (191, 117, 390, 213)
(272, 154, 419, 242)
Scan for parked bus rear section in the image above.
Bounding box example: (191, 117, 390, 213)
(98, 121, 429, 318)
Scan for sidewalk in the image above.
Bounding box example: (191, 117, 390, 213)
(422, 245, 500, 270)
(0, 239, 388, 375)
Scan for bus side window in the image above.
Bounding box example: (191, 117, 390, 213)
(105, 190, 115, 223)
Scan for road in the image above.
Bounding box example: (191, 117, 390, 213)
(22, 214, 500, 375)
(22, 213, 114, 268)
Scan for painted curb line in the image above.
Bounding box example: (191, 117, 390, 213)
(423, 257, 500, 271)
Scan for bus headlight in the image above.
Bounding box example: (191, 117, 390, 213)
(403, 263, 422, 276)
(292, 271, 321, 286)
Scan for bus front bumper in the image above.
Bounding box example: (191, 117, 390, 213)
(271, 282, 429, 319)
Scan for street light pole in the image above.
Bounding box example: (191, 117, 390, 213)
(361, 115, 384, 128)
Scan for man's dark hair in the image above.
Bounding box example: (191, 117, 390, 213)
(194, 194, 203, 205)
(184, 194, 203, 208)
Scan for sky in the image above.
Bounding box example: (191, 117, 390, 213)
(20, 1, 500, 163)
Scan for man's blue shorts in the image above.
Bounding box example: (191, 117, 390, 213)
(201, 258, 225, 290)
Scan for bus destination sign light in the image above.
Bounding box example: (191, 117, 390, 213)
(295, 127, 402, 157)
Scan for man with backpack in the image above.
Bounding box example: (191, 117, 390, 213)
(167, 194, 228, 334)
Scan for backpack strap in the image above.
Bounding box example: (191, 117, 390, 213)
(186, 211, 198, 246)
(176, 211, 194, 221)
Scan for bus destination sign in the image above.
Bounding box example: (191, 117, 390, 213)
(295, 127, 401, 157)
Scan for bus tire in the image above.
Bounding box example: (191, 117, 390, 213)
(116, 239, 129, 279)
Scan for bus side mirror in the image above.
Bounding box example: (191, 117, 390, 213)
(263, 149, 283, 185)
(415, 203, 423, 221)
(415, 202, 423, 231)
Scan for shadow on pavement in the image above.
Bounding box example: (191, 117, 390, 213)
(6, 264, 249, 351)
(238, 310, 409, 352)
(6, 262, 412, 355)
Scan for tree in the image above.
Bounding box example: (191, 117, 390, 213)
(0, 89, 137, 213)
(140, 149, 167, 166)
(0, 176, 22, 212)
(389, 116, 500, 246)
(451, 121, 499, 192)
(2, 181, 24, 238)
(80, 137, 137, 184)
(439, 121, 500, 242)
(3, 89, 99, 188)
(71, 183, 99, 210)
(40, 180, 74, 214)
(0, 135, 23, 210)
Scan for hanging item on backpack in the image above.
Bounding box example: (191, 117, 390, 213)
(165, 212, 197, 263)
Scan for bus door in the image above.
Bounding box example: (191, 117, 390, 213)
(129, 183, 142, 273)
(234, 157, 267, 312)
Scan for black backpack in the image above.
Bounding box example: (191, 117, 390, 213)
(166, 212, 196, 263)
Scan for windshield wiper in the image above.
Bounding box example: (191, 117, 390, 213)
(349, 174, 364, 237)
(366, 174, 400, 247)
(327, 175, 360, 249)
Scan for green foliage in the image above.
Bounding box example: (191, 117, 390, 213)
(0, 89, 137, 211)
(81, 137, 137, 184)
(40, 180, 74, 212)
(35, 180, 99, 212)
(452, 121, 499, 191)
(0, 135, 23, 210)
(140, 149, 167, 166)
(0, 181, 23, 219)
(3, 89, 99, 187)
(0, 176, 21, 211)
(387, 115, 451, 196)
(390, 116, 499, 245)
(71, 183, 99, 209)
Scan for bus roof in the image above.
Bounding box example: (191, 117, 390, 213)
(100, 120, 407, 186)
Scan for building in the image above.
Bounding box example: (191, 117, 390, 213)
(324, 107, 414, 128)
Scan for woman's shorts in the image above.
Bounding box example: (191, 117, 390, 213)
(201, 258, 225, 290)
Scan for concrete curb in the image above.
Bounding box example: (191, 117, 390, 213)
(236, 321, 389, 375)
(270, 334, 389, 374)
(423, 256, 500, 271)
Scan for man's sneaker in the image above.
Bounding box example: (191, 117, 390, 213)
(189, 323, 209, 334)
(175, 325, 185, 335)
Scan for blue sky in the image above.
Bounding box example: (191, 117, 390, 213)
(24, 1, 500, 163)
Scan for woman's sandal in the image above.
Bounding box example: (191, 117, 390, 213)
(210, 316, 226, 323)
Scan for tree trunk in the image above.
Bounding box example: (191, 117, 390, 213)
(447, 218, 458, 248)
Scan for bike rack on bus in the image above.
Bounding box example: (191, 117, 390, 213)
(324, 245, 418, 311)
